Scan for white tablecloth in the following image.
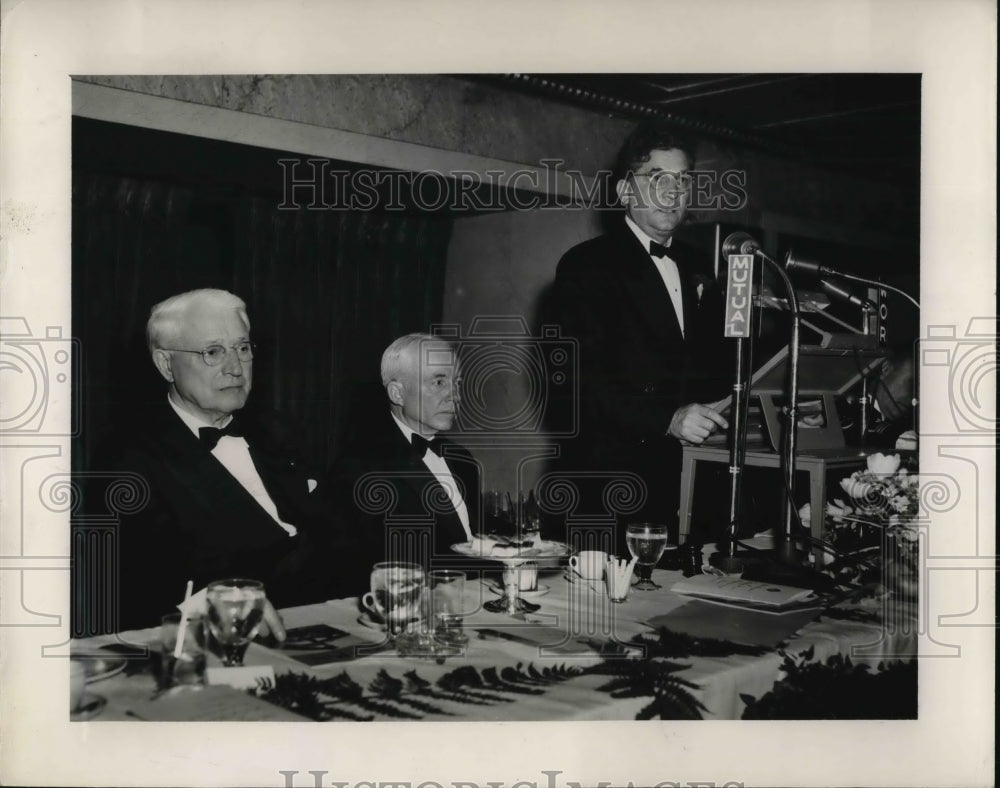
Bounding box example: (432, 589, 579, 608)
(72, 568, 917, 721)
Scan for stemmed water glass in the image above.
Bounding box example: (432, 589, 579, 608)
(626, 523, 669, 590)
(205, 578, 267, 666)
(483, 557, 541, 615)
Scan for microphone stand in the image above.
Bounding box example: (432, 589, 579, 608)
(716, 317, 752, 572)
(859, 295, 878, 443)
(756, 251, 803, 563)
(717, 233, 803, 568)
(713, 240, 756, 573)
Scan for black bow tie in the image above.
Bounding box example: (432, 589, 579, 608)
(649, 240, 671, 259)
(199, 420, 244, 450)
(410, 433, 444, 458)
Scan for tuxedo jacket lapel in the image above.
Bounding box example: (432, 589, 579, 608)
(240, 417, 312, 526)
(398, 435, 470, 551)
(677, 250, 702, 343)
(438, 439, 481, 535)
(367, 416, 472, 550)
(614, 225, 684, 344)
(151, 405, 300, 547)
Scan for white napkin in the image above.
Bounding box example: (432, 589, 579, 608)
(177, 586, 208, 617)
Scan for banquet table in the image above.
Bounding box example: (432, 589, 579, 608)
(71, 567, 918, 722)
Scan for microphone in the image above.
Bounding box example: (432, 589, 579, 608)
(788, 249, 920, 309)
(721, 232, 761, 258)
(785, 250, 835, 277)
(818, 278, 872, 310)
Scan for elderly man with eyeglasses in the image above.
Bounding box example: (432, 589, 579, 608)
(80, 288, 338, 633)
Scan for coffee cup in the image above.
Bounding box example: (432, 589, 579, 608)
(361, 562, 425, 635)
(569, 550, 607, 581)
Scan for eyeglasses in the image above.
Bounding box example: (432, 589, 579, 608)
(161, 341, 256, 367)
(630, 170, 693, 197)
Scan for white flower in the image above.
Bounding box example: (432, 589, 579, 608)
(841, 473, 872, 500)
(798, 502, 811, 522)
(883, 480, 904, 499)
(827, 498, 853, 523)
(890, 495, 910, 513)
(867, 452, 901, 476)
(816, 550, 835, 567)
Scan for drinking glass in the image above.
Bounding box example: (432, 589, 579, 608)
(505, 561, 538, 592)
(604, 560, 632, 603)
(205, 578, 267, 666)
(626, 523, 669, 590)
(483, 489, 514, 527)
(519, 490, 541, 544)
(155, 612, 207, 687)
(429, 570, 468, 648)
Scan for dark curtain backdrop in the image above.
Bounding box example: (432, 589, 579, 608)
(72, 169, 452, 474)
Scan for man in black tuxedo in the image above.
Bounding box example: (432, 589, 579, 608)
(79, 288, 336, 632)
(330, 333, 488, 593)
(549, 123, 730, 552)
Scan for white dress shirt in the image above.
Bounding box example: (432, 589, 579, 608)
(167, 395, 298, 537)
(391, 412, 472, 540)
(625, 215, 685, 337)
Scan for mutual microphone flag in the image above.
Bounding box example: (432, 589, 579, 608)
(723, 254, 754, 338)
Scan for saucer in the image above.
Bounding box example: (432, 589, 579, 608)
(356, 612, 387, 632)
(563, 572, 603, 591)
(71, 655, 127, 684)
(488, 583, 550, 598)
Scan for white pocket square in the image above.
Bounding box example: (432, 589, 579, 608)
(307, 479, 318, 493)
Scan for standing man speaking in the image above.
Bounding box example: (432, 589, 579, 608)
(549, 122, 730, 549)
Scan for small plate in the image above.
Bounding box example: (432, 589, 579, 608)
(72, 656, 128, 684)
(451, 540, 572, 561)
(357, 612, 387, 632)
(488, 583, 550, 598)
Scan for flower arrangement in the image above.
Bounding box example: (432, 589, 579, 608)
(801, 453, 919, 594)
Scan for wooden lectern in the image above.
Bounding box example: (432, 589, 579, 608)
(679, 333, 886, 552)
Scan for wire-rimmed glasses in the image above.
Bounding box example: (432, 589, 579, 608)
(628, 170, 692, 209)
(161, 341, 256, 366)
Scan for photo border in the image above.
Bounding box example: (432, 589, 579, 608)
(1, 1, 995, 786)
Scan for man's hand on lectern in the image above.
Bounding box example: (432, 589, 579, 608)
(669, 404, 729, 445)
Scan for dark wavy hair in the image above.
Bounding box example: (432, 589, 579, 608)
(613, 121, 696, 184)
